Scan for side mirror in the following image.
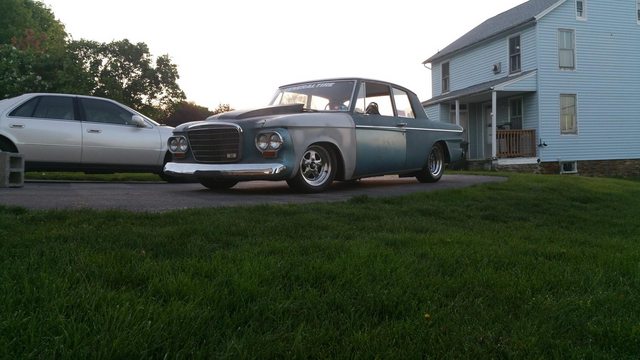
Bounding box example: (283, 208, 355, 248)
(131, 115, 147, 127)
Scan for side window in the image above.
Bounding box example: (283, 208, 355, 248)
(509, 35, 521, 73)
(11, 96, 74, 120)
(80, 98, 134, 125)
(441, 62, 450, 93)
(9, 97, 40, 117)
(558, 29, 575, 70)
(392, 88, 415, 119)
(560, 94, 577, 134)
(356, 82, 393, 117)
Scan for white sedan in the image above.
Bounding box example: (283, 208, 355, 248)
(0, 93, 175, 178)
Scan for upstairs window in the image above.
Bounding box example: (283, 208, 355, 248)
(509, 35, 521, 73)
(576, 0, 586, 19)
(441, 62, 450, 93)
(558, 29, 576, 70)
(637, 0, 640, 22)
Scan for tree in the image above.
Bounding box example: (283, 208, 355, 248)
(0, 0, 72, 98)
(0, 0, 67, 53)
(163, 102, 213, 127)
(162, 102, 234, 127)
(68, 39, 186, 119)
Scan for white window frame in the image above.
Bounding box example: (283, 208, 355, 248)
(558, 29, 576, 70)
(441, 62, 450, 93)
(560, 94, 578, 135)
(508, 35, 521, 74)
(576, 0, 587, 20)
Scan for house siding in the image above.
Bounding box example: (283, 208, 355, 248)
(536, 0, 640, 162)
(432, 26, 538, 97)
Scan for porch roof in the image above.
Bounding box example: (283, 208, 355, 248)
(422, 70, 537, 107)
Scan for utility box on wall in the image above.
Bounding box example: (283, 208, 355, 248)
(0, 152, 25, 188)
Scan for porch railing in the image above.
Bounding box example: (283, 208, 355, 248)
(496, 129, 537, 158)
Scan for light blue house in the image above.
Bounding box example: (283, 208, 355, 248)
(423, 0, 640, 176)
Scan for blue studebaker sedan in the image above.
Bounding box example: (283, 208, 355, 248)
(164, 78, 464, 192)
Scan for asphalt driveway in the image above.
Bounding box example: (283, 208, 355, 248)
(0, 175, 506, 212)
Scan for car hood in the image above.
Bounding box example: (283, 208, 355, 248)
(174, 104, 305, 132)
(173, 103, 354, 132)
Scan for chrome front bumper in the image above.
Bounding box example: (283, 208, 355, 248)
(164, 162, 287, 178)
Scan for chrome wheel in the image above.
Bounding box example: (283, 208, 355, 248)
(287, 144, 336, 193)
(416, 143, 445, 183)
(300, 147, 332, 186)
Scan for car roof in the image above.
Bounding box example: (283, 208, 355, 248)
(278, 78, 418, 96)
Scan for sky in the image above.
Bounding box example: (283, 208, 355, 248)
(42, 0, 527, 111)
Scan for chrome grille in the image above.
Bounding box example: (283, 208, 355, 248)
(187, 125, 241, 163)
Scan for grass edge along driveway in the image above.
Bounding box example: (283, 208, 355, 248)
(1, 173, 639, 358)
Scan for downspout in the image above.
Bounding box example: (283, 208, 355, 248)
(455, 100, 460, 126)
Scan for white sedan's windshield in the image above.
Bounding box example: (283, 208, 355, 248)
(270, 80, 355, 112)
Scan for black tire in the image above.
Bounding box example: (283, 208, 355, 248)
(286, 144, 337, 193)
(416, 143, 445, 183)
(199, 179, 238, 190)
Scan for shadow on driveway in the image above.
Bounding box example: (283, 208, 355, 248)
(0, 174, 506, 212)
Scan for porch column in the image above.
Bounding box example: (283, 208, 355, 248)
(455, 100, 460, 126)
(491, 90, 497, 159)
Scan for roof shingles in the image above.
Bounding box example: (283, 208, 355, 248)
(424, 0, 562, 64)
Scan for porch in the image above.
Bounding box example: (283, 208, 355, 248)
(423, 70, 539, 162)
(496, 129, 537, 158)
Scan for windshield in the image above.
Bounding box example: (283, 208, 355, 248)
(269, 80, 356, 112)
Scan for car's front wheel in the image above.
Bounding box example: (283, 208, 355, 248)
(199, 179, 239, 190)
(416, 142, 445, 183)
(287, 144, 336, 193)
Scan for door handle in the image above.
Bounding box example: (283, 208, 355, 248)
(10, 124, 24, 129)
(87, 129, 102, 133)
(396, 122, 407, 128)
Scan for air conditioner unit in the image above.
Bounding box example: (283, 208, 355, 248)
(492, 63, 502, 74)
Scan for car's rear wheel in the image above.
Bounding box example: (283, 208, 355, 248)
(287, 144, 336, 193)
(0, 138, 18, 153)
(199, 179, 238, 190)
(416, 142, 445, 183)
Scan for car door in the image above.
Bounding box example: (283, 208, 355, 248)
(5, 95, 82, 164)
(352, 82, 406, 176)
(79, 97, 163, 166)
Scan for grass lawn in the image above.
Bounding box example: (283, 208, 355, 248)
(1, 173, 639, 358)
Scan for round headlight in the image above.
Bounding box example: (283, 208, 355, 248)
(269, 133, 283, 150)
(178, 137, 188, 152)
(256, 134, 269, 151)
(169, 138, 179, 152)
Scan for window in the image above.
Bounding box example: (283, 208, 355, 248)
(441, 62, 450, 93)
(509, 98, 523, 129)
(509, 36, 521, 73)
(355, 82, 394, 117)
(10, 96, 74, 120)
(558, 29, 575, 69)
(392, 88, 415, 118)
(80, 98, 134, 125)
(576, 0, 586, 19)
(637, 0, 640, 22)
(560, 94, 577, 134)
